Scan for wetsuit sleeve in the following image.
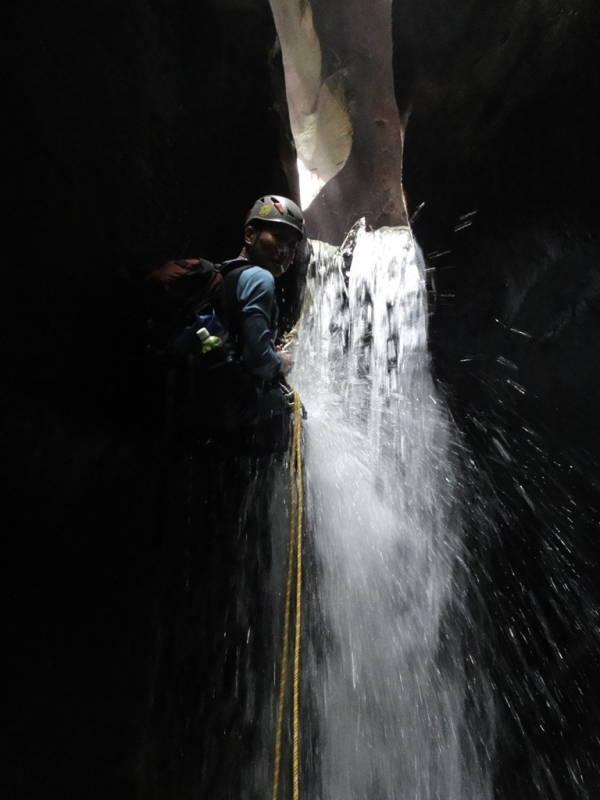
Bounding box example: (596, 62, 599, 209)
(237, 268, 282, 382)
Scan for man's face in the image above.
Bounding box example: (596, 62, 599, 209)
(245, 224, 300, 277)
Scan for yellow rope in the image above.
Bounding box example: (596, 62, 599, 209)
(292, 389, 304, 800)
(280, 318, 302, 349)
(271, 423, 298, 800)
(272, 387, 304, 800)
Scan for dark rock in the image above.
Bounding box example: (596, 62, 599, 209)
(398, 1, 600, 795)
(2, 1, 288, 797)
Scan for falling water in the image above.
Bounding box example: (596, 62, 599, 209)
(287, 223, 493, 799)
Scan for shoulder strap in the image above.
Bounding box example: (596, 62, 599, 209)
(219, 260, 255, 338)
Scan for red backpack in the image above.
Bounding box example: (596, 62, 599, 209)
(144, 257, 252, 362)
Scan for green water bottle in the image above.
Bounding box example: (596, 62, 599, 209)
(196, 327, 221, 354)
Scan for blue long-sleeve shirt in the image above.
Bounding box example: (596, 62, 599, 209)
(236, 266, 282, 382)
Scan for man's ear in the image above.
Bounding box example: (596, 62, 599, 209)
(244, 224, 259, 246)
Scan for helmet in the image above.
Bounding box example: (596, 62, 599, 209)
(245, 195, 305, 239)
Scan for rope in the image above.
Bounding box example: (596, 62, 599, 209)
(280, 318, 302, 349)
(292, 389, 304, 800)
(272, 387, 304, 800)
(271, 449, 297, 800)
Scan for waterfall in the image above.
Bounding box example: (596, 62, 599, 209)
(242, 223, 493, 800)
(289, 223, 493, 799)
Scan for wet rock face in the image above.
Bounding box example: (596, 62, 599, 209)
(398, 0, 600, 451)
(397, 2, 600, 796)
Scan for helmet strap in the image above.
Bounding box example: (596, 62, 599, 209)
(247, 228, 264, 261)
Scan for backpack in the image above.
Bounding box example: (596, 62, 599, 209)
(144, 257, 263, 430)
(144, 257, 252, 365)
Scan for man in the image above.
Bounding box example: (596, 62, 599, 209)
(234, 195, 303, 389)
(146, 195, 305, 449)
(223, 195, 304, 449)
